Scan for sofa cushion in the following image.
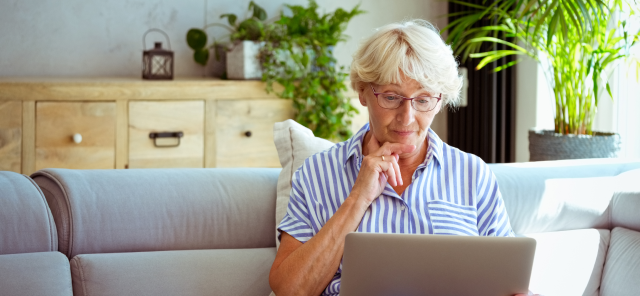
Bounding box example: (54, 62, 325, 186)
(70, 248, 276, 296)
(490, 159, 640, 234)
(610, 169, 640, 231)
(0, 171, 57, 254)
(600, 227, 640, 296)
(0, 251, 72, 296)
(524, 229, 609, 296)
(273, 120, 334, 247)
(32, 168, 279, 258)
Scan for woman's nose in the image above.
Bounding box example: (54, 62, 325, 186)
(396, 99, 415, 125)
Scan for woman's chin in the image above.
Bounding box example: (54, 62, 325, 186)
(390, 131, 419, 143)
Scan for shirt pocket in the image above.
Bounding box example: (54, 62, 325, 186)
(427, 200, 479, 236)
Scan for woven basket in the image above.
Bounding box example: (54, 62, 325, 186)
(529, 129, 621, 161)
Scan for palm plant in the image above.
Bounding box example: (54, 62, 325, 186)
(446, 0, 640, 135)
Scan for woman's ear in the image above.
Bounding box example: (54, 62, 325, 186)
(359, 93, 367, 106)
(358, 82, 367, 106)
(433, 99, 443, 114)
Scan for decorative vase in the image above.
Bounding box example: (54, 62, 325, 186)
(226, 40, 264, 80)
(528, 129, 621, 161)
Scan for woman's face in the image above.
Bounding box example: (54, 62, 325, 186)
(359, 77, 442, 158)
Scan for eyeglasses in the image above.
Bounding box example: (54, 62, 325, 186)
(369, 83, 441, 112)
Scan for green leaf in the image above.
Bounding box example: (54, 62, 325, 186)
(193, 48, 209, 66)
(468, 37, 529, 53)
(547, 8, 561, 48)
(220, 14, 238, 27)
(237, 18, 264, 40)
(475, 50, 522, 69)
(249, 1, 267, 21)
(186, 28, 207, 50)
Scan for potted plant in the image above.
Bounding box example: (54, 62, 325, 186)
(445, 0, 639, 160)
(260, 0, 365, 140)
(186, 1, 269, 79)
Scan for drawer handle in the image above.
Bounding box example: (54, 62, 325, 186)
(73, 133, 83, 144)
(149, 131, 183, 148)
(245, 131, 252, 137)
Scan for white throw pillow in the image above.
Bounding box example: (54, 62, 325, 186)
(273, 119, 335, 248)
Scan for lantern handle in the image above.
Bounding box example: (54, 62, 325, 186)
(143, 28, 171, 50)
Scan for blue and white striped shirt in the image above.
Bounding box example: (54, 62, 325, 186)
(278, 123, 514, 296)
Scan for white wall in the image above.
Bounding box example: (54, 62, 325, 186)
(515, 56, 554, 162)
(0, 0, 446, 77)
(0, 0, 448, 137)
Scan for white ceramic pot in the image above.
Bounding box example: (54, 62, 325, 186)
(226, 40, 264, 80)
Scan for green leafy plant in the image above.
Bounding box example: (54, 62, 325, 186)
(260, 0, 365, 140)
(186, 1, 268, 66)
(445, 0, 640, 135)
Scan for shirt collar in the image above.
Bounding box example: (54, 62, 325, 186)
(344, 123, 444, 167)
(344, 123, 370, 166)
(423, 128, 443, 168)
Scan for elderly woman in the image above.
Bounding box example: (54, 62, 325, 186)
(269, 19, 517, 296)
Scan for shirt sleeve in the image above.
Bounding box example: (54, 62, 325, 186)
(277, 166, 315, 243)
(475, 162, 515, 237)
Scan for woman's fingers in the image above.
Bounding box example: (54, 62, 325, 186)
(360, 133, 416, 196)
(378, 142, 416, 157)
(384, 157, 397, 187)
(366, 133, 414, 188)
(390, 153, 402, 186)
(367, 133, 415, 157)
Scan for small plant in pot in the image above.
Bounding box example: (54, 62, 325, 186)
(445, 0, 640, 161)
(186, 1, 269, 79)
(260, 0, 365, 140)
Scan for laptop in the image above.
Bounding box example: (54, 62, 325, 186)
(341, 233, 536, 296)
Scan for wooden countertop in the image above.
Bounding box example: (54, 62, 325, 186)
(0, 77, 357, 101)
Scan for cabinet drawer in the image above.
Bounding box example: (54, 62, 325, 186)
(0, 101, 22, 173)
(35, 102, 116, 170)
(129, 101, 204, 168)
(216, 99, 293, 167)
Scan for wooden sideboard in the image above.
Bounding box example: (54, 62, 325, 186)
(0, 78, 366, 175)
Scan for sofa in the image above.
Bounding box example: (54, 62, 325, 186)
(1, 146, 640, 295)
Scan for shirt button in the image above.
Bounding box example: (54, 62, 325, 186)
(401, 205, 406, 211)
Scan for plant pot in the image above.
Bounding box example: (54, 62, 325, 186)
(207, 44, 227, 78)
(528, 129, 621, 161)
(226, 40, 264, 80)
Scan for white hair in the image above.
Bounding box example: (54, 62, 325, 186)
(350, 19, 462, 107)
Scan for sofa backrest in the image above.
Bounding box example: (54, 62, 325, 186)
(0, 171, 57, 255)
(32, 168, 279, 258)
(490, 159, 640, 234)
(609, 169, 640, 231)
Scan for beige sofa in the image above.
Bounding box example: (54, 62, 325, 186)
(0, 158, 639, 296)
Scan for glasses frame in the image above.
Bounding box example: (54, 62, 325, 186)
(369, 83, 442, 112)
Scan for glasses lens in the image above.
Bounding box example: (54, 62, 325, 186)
(413, 97, 436, 111)
(377, 94, 403, 109)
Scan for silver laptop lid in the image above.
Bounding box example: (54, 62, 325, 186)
(341, 233, 536, 296)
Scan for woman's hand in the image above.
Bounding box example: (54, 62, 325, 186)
(350, 133, 415, 206)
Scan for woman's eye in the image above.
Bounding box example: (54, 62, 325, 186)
(384, 95, 398, 101)
(416, 98, 430, 104)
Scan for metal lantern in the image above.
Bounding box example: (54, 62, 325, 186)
(142, 29, 174, 80)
